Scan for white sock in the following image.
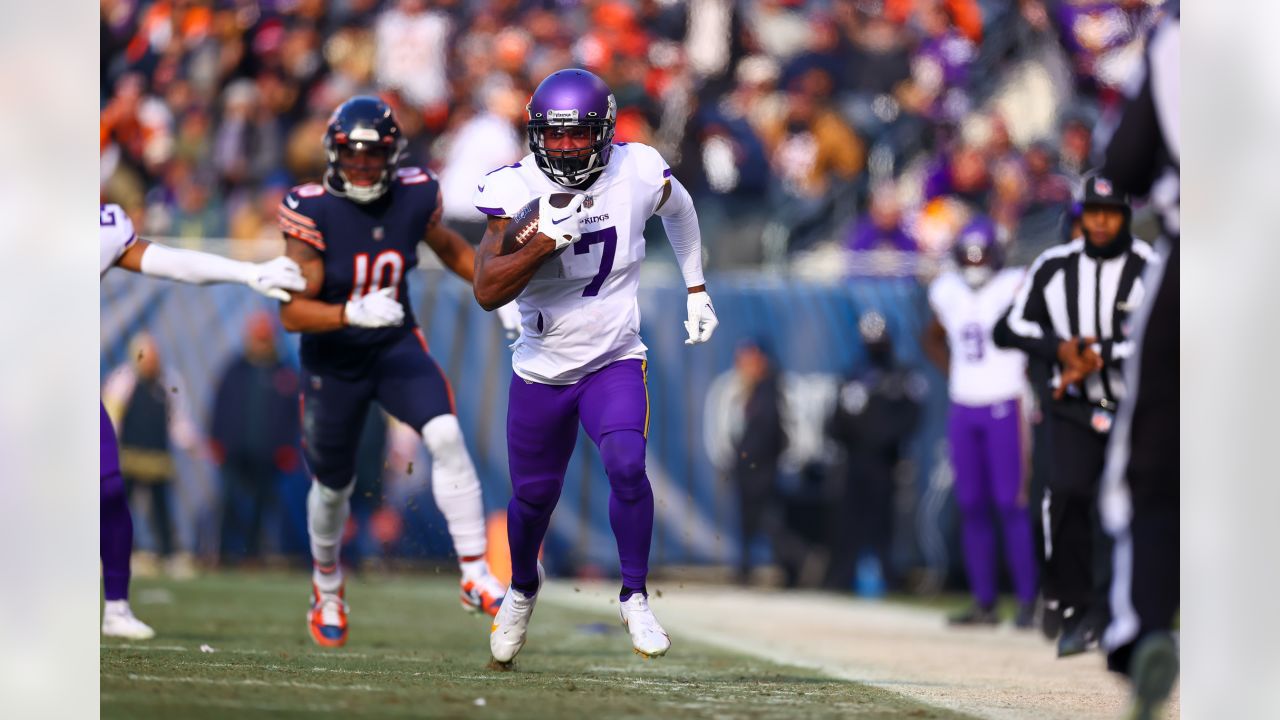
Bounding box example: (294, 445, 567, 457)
(422, 415, 487, 559)
(460, 557, 488, 580)
(103, 599, 131, 616)
(307, 478, 354, 594)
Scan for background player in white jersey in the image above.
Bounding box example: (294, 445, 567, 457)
(923, 216, 1038, 628)
(471, 69, 718, 664)
(99, 203, 305, 639)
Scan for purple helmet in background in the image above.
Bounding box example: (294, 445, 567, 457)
(952, 215, 1004, 288)
(526, 69, 617, 187)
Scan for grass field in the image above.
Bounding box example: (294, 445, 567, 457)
(102, 571, 974, 719)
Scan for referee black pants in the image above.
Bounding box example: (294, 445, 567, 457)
(1043, 417, 1112, 618)
(1104, 240, 1179, 676)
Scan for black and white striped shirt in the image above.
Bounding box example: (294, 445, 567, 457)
(995, 237, 1160, 415)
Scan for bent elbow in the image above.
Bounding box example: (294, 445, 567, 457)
(474, 286, 499, 312)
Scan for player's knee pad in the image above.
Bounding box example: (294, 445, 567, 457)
(101, 469, 126, 503)
(309, 477, 355, 508)
(422, 414, 471, 469)
(512, 476, 562, 511)
(304, 444, 358, 491)
(600, 431, 649, 501)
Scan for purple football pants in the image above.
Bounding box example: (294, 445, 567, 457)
(101, 403, 133, 601)
(506, 359, 653, 591)
(948, 399, 1038, 608)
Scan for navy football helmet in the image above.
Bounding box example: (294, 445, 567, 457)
(323, 96, 406, 204)
(526, 69, 617, 187)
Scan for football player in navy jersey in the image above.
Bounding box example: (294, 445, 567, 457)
(278, 96, 517, 647)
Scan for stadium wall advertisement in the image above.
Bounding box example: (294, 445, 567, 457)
(101, 268, 957, 582)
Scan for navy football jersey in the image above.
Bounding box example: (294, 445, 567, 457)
(279, 167, 441, 375)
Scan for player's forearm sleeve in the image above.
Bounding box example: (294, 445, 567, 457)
(656, 176, 706, 288)
(139, 243, 253, 286)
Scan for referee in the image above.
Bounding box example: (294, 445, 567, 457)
(994, 176, 1159, 658)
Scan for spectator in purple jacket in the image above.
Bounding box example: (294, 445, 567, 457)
(847, 183, 917, 253)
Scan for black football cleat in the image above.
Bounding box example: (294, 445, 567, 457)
(948, 604, 999, 627)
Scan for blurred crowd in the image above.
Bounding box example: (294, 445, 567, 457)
(100, 0, 1167, 268)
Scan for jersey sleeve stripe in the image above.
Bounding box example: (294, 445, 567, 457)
(279, 205, 318, 227)
(277, 213, 323, 236)
(283, 229, 326, 251)
(278, 217, 326, 249)
(662, 167, 672, 178)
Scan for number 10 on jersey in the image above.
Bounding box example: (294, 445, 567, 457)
(350, 250, 405, 301)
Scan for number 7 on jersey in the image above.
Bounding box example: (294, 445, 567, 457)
(574, 227, 617, 297)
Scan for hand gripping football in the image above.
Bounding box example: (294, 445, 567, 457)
(500, 193, 584, 258)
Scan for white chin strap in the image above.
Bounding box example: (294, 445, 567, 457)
(342, 177, 385, 204)
(324, 169, 386, 204)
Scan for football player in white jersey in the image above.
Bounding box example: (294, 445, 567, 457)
(923, 216, 1038, 628)
(99, 204, 304, 638)
(471, 69, 718, 664)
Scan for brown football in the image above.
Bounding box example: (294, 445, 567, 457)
(500, 193, 578, 258)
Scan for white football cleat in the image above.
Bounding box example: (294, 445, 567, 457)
(619, 593, 670, 658)
(102, 600, 156, 640)
(461, 563, 506, 617)
(489, 563, 543, 664)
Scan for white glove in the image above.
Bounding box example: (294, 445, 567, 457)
(684, 290, 718, 345)
(344, 287, 404, 328)
(496, 301, 521, 340)
(246, 256, 307, 302)
(536, 193, 587, 251)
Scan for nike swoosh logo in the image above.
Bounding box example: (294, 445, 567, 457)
(477, 184, 485, 192)
(552, 216, 571, 225)
(286, 196, 300, 209)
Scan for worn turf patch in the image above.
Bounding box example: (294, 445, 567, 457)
(102, 572, 973, 719)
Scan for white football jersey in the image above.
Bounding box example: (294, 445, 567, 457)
(100, 204, 137, 278)
(928, 267, 1027, 406)
(474, 143, 670, 384)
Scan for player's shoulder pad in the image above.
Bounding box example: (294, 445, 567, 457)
(395, 166, 436, 187)
(474, 159, 532, 219)
(927, 270, 958, 308)
(100, 203, 137, 251)
(615, 142, 672, 189)
(279, 183, 327, 251)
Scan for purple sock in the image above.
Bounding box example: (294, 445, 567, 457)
(101, 404, 132, 601)
(600, 431, 653, 590)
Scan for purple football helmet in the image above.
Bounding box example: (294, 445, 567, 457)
(526, 69, 617, 187)
(952, 216, 1004, 288)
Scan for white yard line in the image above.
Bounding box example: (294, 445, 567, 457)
(543, 582, 1179, 720)
(104, 673, 382, 692)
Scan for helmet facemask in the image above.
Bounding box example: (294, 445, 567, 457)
(528, 118, 614, 187)
(324, 129, 405, 204)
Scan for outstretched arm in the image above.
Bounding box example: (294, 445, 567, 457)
(115, 238, 304, 301)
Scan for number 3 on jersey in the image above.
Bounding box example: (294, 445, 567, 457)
(350, 250, 404, 301)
